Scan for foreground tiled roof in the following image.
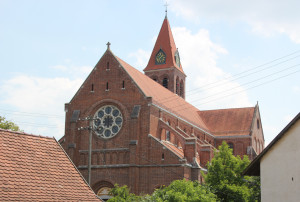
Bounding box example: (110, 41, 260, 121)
(116, 56, 209, 132)
(199, 107, 255, 136)
(0, 129, 100, 201)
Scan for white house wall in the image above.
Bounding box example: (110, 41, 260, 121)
(261, 120, 300, 202)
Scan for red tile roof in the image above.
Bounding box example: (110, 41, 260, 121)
(0, 129, 100, 201)
(116, 56, 210, 132)
(199, 107, 255, 136)
(144, 18, 184, 74)
(161, 141, 184, 159)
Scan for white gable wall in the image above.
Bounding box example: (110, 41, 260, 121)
(261, 120, 300, 202)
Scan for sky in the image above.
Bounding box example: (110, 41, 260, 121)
(0, 0, 299, 145)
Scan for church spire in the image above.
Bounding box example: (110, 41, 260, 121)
(144, 17, 186, 99)
(143, 17, 184, 73)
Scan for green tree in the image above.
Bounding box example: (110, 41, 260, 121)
(149, 180, 217, 202)
(202, 141, 260, 202)
(0, 116, 20, 131)
(108, 184, 141, 202)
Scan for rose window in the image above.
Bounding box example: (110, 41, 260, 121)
(93, 105, 123, 138)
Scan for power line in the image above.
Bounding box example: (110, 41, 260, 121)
(152, 63, 299, 113)
(187, 54, 300, 95)
(182, 68, 300, 110)
(0, 108, 64, 118)
(154, 50, 300, 104)
(13, 120, 59, 128)
(186, 50, 300, 94)
(187, 63, 300, 104)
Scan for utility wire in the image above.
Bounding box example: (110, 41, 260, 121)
(0, 108, 64, 118)
(188, 63, 300, 103)
(180, 68, 300, 110)
(154, 50, 300, 104)
(186, 50, 300, 93)
(150, 62, 300, 113)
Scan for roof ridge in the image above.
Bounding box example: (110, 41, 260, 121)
(200, 106, 255, 112)
(112, 54, 211, 132)
(54, 138, 99, 199)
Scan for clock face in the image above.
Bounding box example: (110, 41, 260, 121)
(155, 49, 166, 64)
(93, 105, 123, 139)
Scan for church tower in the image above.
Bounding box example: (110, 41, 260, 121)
(144, 17, 186, 99)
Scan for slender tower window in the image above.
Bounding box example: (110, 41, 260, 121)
(91, 84, 94, 92)
(106, 82, 109, 91)
(166, 121, 170, 141)
(122, 81, 125, 89)
(162, 153, 164, 160)
(106, 62, 110, 70)
(163, 77, 168, 89)
(176, 78, 179, 95)
(180, 80, 184, 97)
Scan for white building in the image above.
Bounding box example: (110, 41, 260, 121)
(244, 112, 300, 202)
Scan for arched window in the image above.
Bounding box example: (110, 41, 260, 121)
(122, 80, 125, 89)
(176, 77, 179, 95)
(106, 62, 110, 70)
(253, 139, 257, 152)
(91, 84, 94, 92)
(106, 82, 109, 91)
(228, 142, 234, 153)
(257, 119, 260, 129)
(94, 181, 114, 201)
(180, 80, 184, 97)
(152, 76, 158, 82)
(166, 121, 170, 141)
(163, 77, 168, 89)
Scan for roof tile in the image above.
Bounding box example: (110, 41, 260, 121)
(0, 129, 100, 201)
(116, 56, 210, 132)
(199, 107, 255, 136)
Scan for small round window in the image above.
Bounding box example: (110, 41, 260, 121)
(93, 105, 123, 139)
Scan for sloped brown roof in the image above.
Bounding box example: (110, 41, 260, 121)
(198, 107, 255, 136)
(0, 129, 100, 201)
(161, 141, 184, 159)
(144, 17, 184, 73)
(116, 55, 210, 132)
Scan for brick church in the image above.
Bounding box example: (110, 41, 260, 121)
(60, 16, 264, 199)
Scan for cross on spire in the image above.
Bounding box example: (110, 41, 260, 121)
(164, 1, 169, 18)
(106, 42, 111, 50)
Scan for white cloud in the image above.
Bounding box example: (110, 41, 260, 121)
(263, 124, 280, 145)
(0, 75, 83, 139)
(51, 64, 93, 78)
(284, 115, 294, 122)
(292, 86, 300, 93)
(172, 26, 251, 109)
(128, 49, 151, 69)
(170, 0, 300, 43)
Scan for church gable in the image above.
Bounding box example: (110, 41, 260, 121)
(68, 50, 146, 107)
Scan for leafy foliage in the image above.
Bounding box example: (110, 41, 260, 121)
(0, 116, 20, 131)
(107, 141, 260, 202)
(108, 184, 141, 202)
(108, 180, 216, 202)
(149, 180, 217, 202)
(202, 141, 260, 202)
